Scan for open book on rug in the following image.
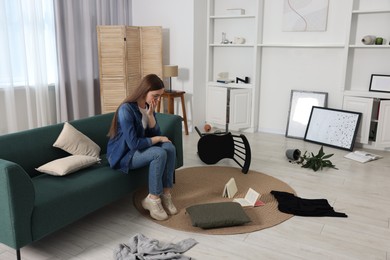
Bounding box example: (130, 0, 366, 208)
(222, 177, 238, 198)
(344, 150, 383, 163)
(233, 188, 262, 207)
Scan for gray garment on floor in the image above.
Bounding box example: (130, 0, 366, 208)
(114, 233, 198, 260)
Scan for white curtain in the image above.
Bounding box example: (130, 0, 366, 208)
(0, 0, 57, 134)
(0, 0, 132, 134)
(54, 0, 132, 122)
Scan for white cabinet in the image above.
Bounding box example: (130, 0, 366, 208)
(205, 0, 261, 132)
(343, 93, 390, 149)
(205, 86, 252, 131)
(343, 96, 373, 144)
(375, 100, 390, 148)
(229, 88, 252, 129)
(205, 86, 227, 126)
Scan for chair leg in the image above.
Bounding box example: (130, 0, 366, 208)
(16, 249, 21, 260)
(179, 94, 189, 135)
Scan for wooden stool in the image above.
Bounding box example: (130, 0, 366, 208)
(157, 91, 189, 135)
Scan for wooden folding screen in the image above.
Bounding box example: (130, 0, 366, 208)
(97, 26, 163, 113)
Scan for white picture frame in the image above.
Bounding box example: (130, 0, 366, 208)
(286, 90, 328, 139)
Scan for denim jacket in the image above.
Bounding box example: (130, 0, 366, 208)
(107, 102, 161, 173)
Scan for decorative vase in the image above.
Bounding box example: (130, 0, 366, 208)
(361, 35, 376, 45)
(375, 37, 383, 45)
(221, 32, 230, 44)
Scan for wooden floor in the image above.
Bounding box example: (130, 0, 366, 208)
(1, 131, 390, 260)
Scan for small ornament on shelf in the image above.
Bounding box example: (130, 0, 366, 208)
(221, 32, 231, 44)
(375, 37, 384, 45)
(361, 35, 376, 45)
(236, 77, 250, 84)
(233, 37, 246, 44)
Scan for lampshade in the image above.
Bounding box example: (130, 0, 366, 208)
(163, 65, 178, 78)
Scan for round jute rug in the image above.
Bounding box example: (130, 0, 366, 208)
(133, 166, 296, 235)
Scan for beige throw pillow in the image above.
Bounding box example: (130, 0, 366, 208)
(53, 122, 100, 158)
(36, 155, 100, 176)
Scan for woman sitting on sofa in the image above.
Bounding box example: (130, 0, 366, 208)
(107, 74, 177, 221)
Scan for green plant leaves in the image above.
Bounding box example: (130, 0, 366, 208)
(297, 146, 338, 172)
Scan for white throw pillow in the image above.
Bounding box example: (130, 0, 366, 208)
(36, 155, 100, 176)
(53, 122, 101, 158)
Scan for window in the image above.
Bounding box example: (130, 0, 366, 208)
(0, 0, 57, 87)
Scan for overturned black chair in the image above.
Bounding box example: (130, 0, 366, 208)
(195, 127, 251, 174)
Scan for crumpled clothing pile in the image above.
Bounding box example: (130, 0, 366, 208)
(114, 233, 198, 260)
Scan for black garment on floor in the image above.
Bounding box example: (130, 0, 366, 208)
(271, 190, 347, 218)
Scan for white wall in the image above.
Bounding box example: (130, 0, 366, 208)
(132, 0, 207, 131)
(193, 1, 207, 130)
(258, 0, 353, 134)
(133, 0, 359, 135)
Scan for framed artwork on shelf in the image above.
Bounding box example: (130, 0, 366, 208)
(369, 74, 390, 93)
(304, 107, 361, 151)
(286, 90, 328, 139)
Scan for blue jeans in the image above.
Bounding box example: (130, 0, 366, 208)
(128, 142, 176, 196)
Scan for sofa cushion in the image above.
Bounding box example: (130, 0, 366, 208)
(35, 155, 100, 176)
(53, 122, 101, 158)
(30, 156, 149, 241)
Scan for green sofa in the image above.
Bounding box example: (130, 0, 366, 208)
(0, 112, 183, 259)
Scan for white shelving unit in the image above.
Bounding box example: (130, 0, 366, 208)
(204, 0, 390, 149)
(342, 0, 390, 150)
(205, 0, 262, 132)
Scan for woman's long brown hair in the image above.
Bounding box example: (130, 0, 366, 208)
(107, 74, 165, 138)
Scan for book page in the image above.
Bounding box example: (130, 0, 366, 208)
(233, 198, 253, 207)
(233, 188, 260, 207)
(222, 178, 238, 198)
(244, 188, 260, 205)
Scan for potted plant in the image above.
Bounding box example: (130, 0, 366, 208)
(297, 146, 338, 172)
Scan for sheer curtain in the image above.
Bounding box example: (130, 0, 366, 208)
(0, 0, 57, 134)
(0, 0, 132, 134)
(54, 0, 132, 122)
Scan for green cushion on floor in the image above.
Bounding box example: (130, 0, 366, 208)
(186, 202, 251, 229)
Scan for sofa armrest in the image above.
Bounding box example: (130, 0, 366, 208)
(155, 113, 183, 168)
(0, 159, 35, 249)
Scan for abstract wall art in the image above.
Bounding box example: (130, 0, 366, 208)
(283, 0, 329, 32)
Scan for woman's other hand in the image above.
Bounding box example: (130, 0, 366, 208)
(151, 136, 171, 144)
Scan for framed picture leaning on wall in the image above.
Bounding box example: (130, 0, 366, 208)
(286, 90, 328, 139)
(304, 107, 361, 151)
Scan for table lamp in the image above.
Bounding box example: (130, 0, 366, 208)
(163, 65, 178, 92)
